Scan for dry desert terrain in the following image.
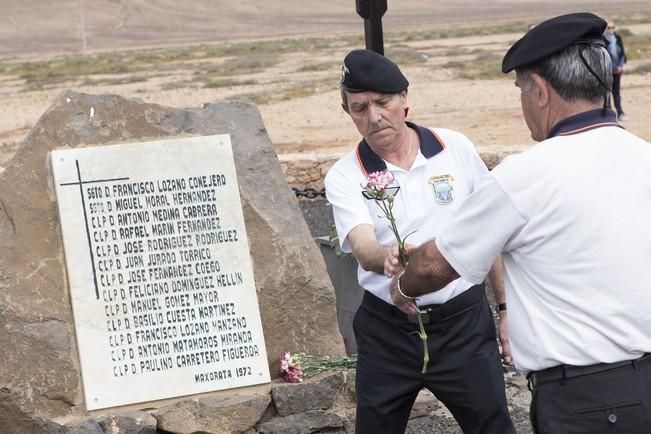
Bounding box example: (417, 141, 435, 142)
(1, 1, 651, 183)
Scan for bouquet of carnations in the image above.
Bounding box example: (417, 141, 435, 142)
(280, 351, 304, 383)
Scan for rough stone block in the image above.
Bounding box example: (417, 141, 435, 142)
(156, 393, 270, 434)
(257, 410, 343, 434)
(0, 389, 65, 434)
(272, 371, 345, 416)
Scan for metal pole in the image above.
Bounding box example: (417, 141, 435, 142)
(364, 14, 384, 55)
(80, 0, 87, 54)
(356, 0, 387, 55)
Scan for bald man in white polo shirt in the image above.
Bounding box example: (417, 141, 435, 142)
(396, 13, 651, 434)
(325, 49, 515, 434)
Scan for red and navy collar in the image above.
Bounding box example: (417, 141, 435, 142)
(547, 108, 623, 139)
(356, 121, 445, 176)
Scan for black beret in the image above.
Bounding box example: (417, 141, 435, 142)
(502, 12, 607, 73)
(341, 49, 409, 93)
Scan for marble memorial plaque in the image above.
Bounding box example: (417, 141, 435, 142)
(51, 135, 270, 410)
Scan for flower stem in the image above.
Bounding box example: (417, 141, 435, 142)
(416, 314, 430, 374)
(373, 195, 428, 373)
(376, 199, 407, 267)
(398, 246, 408, 268)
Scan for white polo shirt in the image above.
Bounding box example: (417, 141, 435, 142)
(436, 110, 651, 372)
(325, 122, 491, 307)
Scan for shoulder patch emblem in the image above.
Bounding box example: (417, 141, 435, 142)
(428, 174, 454, 205)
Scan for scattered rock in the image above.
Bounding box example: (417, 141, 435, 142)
(97, 411, 157, 434)
(409, 390, 441, 419)
(65, 420, 104, 434)
(406, 415, 461, 434)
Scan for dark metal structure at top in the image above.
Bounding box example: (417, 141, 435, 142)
(356, 0, 387, 55)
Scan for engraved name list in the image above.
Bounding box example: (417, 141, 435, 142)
(51, 135, 270, 410)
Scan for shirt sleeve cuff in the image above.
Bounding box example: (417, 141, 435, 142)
(435, 237, 486, 285)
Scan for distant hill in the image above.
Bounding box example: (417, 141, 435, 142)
(1, 0, 650, 57)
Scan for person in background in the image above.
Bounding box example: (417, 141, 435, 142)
(604, 20, 628, 120)
(325, 49, 515, 434)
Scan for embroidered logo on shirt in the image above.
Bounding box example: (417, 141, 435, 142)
(428, 174, 454, 205)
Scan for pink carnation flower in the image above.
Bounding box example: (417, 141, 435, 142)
(363, 170, 395, 191)
(279, 352, 303, 383)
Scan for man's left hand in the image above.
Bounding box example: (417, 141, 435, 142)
(383, 243, 414, 278)
(498, 311, 513, 366)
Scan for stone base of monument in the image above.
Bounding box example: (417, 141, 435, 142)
(45, 369, 532, 433)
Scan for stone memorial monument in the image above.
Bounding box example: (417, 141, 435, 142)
(0, 91, 344, 431)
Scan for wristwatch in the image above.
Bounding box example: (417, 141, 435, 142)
(495, 303, 507, 314)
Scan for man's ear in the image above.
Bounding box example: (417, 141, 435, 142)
(342, 102, 350, 114)
(400, 89, 409, 116)
(531, 73, 550, 108)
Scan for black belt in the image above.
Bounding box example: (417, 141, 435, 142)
(361, 283, 485, 325)
(527, 353, 651, 390)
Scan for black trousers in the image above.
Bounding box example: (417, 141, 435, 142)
(529, 353, 651, 434)
(612, 72, 624, 116)
(353, 286, 515, 434)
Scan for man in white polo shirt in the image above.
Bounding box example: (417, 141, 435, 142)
(396, 13, 651, 434)
(325, 49, 515, 434)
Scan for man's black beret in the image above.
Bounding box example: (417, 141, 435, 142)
(502, 12, 607, 73)
(341, 49, 409, 93)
